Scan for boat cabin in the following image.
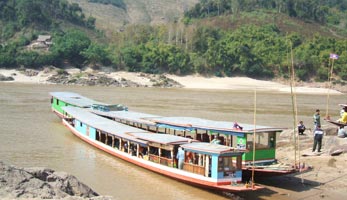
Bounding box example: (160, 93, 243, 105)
(181, 142, 244, 183)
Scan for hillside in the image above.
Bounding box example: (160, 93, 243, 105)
(68, 0, 199, 35)
(2, 0, 347, 84)
(195, 11, 346, 39)
(70, 0, 347, 39)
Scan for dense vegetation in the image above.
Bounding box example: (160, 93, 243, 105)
(88, 0, 126, 9)
(1, 0, 347, 82)
(0, 0, 98, 68)
(0, 0, 96, 36)
(185, 0, 347, 25)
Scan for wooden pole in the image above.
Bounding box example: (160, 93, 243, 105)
(251, 89, 257, 188)
(136, 144, 140, 157)
(326, 58, 335, 119)
(112, 136, 115, 148)
(289, 43, 298, 167)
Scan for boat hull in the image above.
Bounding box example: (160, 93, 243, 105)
(52, 108, 64, 119)
(61, 119, 262, 192)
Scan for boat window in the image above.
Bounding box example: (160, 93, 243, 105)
(96, 130, 100, 141)
(100, 132, 107, 143)
(182, 151, 205, 176)
(129, 143, 137, 156)
(218, 157, 237, 176)
(232, 135, 238, 148)
(149, 147, 159, 156)
(114, 138, 120, 149)
(106, 135, 113, 146)
(185, 151, 195, 164)
(246, 132, 272, 149)
(57, 99, 59, 105)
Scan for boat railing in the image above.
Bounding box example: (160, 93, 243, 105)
(148, 154, 175, 167)
(183, 163, 205, 176)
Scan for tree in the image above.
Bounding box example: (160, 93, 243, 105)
(51, 30, 91, 66)
(16, 51, 39, 68)
(81, 43, 110, 66)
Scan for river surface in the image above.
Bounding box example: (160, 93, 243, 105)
(0, 83, 345, 200)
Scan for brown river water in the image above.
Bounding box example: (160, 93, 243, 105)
(0, 83, 345, 199)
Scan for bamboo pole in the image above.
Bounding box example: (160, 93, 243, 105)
(251, 89, 257, 189)
(325, 58, 335, 119)
(289, 42, 298, 167)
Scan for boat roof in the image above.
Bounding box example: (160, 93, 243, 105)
(149, 117, 284, 134)
(63, 106, 148, 143)
(90, 110, 160, 126)
(50, 92, 106, 108)
(339, 104, 347, 107)
(89, 110, 283, 134)
(128, 132, 194, 145)
(62, 107, 194, 146)
(181, 142, 244, 155)
(55, 92, 284, 134)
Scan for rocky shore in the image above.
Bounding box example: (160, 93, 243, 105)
(0, 68, 182, 88)
(0, 161, 112, 200)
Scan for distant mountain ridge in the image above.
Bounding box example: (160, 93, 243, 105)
(68, 0, 199, 33)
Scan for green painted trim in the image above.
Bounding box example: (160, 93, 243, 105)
(243, 148, 276, 161)
(51, 97, 74, 115)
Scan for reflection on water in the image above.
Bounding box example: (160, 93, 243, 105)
(0, 83, 345, 200)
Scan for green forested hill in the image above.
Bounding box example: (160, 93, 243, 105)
(1, 0, 347, 83)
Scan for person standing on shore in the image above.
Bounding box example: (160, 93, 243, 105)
(312, 125, 324, 153)
(313, 109, 321, 129)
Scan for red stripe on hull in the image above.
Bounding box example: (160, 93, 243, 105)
(52, 108, 64, 119)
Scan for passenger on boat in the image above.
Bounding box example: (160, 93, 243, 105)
(139, 146, 147, 158)
(124, 142, 128, 153)
(312, 125, 324, 153)
(233, 122, 243, 130)
(176, 147, 185, 169)
(186, 152, 194, 163)
(130, 144, 136, 156)
(298, 121, 306, 135)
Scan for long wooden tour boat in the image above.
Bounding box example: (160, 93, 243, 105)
(58, 106, 262, 192)
(50, 92, 303, 180)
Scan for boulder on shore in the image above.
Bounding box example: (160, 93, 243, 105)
(0, 74, 14, 81)
(0, 161, 112, 199)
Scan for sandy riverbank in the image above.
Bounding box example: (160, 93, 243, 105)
(0, 68, 343, 94)
(239, 127, 347, 200)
